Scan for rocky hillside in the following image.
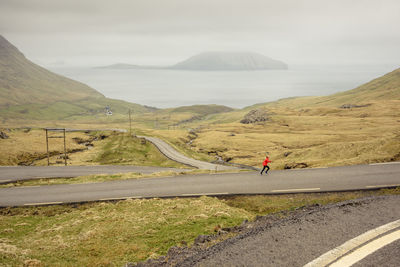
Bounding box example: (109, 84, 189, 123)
(171, 52, 288, 71)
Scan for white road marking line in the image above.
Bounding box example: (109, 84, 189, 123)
(366, 184, 400, 188)
(18, 186, 40, 188)
(24, 201, 63, 206)
(272, 188, 320, 193)
(99, 196, 142, 201)
(0, 180, 12, 183)
(303, 219, 400, 267)
(181, 192, 229, 196)
(330, 229, 400, 267)
(99, 197, 128, 201)
(369, 161, 400, 165)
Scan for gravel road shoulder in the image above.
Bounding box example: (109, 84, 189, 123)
(133, 194, 400, 267)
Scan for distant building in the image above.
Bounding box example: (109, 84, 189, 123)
(105, 106, 113, 115)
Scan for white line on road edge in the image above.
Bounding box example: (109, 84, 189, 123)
(330, 229, 400, 267)
(369, 161, 400, 165)
(99, 196, 142, 201)
(24, 202, 63, 206)
(366, 184, 400, 188)
(272, 188, 320, 193)
(0, 180, 11, 183)
(303, 219, 400, 267)
(181, 192, 229, 196)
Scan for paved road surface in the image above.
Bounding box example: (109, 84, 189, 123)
(0, 162, 399, 207)
(0, 165, 188, 184)
(144, 195, 400, 267)
(138, 136, 235, 170)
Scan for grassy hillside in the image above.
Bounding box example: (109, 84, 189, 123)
(143, 68, 400, 168)
(168, 104, 234, 116)
(0, 97, 152, 122)
(316, 67, 400, 105)
(248, 67, 400, 110)
(0, 35, 104, 106)
(0, 35, 154, 120)
(0, 129, 185, 168)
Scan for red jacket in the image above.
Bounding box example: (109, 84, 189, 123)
(263, 157, 271, 166)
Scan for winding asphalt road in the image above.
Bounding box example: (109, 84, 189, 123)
(0, 135, 232, 184)
(137, 136, 235, 170)
(0, 162, 399, 207)
(0, 165, 187, 184)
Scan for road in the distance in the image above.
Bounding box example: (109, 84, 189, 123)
(0, 165, 189, 183)
(137, 136, 235, 170)
(0, 162, 399, 207)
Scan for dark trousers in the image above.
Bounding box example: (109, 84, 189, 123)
(260, 165, 270, 174)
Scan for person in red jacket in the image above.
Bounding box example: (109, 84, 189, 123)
(260, 155, 271, 175)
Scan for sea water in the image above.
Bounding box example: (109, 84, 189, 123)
(50, 64, 399, 109)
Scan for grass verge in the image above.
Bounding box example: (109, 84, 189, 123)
(0, 188, 398, 266)
(221, 187, 400, 215)
(0, 169, 246, 188)
(0, 129, 188, 168)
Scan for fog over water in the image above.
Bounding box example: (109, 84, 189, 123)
(50, 64, 398, 108)
(1, 0, 399, 67)
(1, 0, 399, 108)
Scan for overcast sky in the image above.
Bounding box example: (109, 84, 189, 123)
(1, 0, 399, 67)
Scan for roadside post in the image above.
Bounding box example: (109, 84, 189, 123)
(45, 129, 49, 166)
(129, 109, 132, 135)
(44, 128, 68, 166)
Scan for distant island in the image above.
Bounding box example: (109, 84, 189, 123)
(171, 52, 288, 70)
(96, 51, 288, 71)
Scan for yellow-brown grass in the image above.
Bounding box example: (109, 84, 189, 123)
(150, 100, 400, 169)
(0, 128, 92, 166)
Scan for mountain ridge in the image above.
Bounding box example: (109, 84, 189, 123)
(0, 35, 104, 107)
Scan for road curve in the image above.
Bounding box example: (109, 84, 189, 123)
(0, 165, 188, 184)
(153, 195, 400, 267)
(137, 136, 235, 170)
(0, 162, 399, 207)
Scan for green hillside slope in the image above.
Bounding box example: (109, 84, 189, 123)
(0, 35, 104, 106)
(246, 67, 400, 110)
(314, 67, 400, 106)
(0, 35, 153, 120)
(168, 104, 234, 115)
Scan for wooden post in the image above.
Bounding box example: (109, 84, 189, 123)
(129, 109, 132, 135)
(63, 128, 67, 166)
(46, 129, 49, 166)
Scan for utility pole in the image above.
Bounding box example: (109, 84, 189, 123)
(129, 109, 132, 135)
(63, 128, 67, 166)
(46, 129, 49, 166)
